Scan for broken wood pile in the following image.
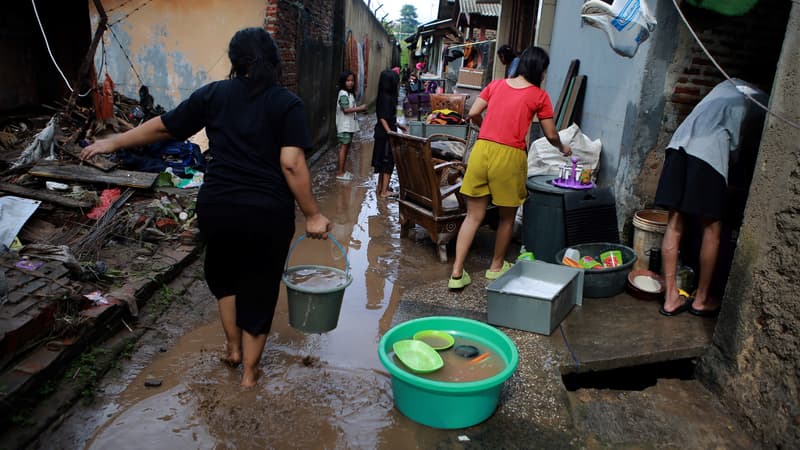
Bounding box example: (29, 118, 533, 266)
(0, 88, 203, 378)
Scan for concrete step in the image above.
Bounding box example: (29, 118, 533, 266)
(549, 293, 715, 374)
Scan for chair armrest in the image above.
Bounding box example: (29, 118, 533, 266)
(434, 161, 466, 173)
(441, 182, 462, 198)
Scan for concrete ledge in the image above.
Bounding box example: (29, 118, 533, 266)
(549, 294, 716, 375)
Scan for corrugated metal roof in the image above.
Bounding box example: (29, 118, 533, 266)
(459, 0, 501, 17)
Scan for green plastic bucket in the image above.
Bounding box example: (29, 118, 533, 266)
(282, 233, 352, 333)
(377, 316, 519, 429)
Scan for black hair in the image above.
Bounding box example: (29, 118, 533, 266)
(515, 45, 549, 87)
(339, 70, 356, 93)
(376, 69, 399, 111)
(497, 44, 516, 64)
(227, 27, 281, 96)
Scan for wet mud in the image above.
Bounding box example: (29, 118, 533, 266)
(37, 128, 460, 449)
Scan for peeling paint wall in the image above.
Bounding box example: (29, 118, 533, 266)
(90, 0, 266, 109)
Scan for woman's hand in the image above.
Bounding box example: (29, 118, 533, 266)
(560, 144, 572, 157)
(398, 123, 409, 133)
(305, 213, 332, 239)
(80, 139, 117, 160)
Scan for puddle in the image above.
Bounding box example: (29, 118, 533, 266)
(60, 134, 458, 448)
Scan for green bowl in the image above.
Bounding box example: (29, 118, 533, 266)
(392, 339, 444, 373)
(378, 316, 519, 429)
(412, 330, 455, 351)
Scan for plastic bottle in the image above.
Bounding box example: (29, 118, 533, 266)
(517, 245, 535, 262)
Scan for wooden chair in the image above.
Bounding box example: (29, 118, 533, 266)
(388, 131, 468, 262)
(429, 93, 470, 117)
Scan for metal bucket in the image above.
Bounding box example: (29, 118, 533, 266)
(282, 234, 352, 333)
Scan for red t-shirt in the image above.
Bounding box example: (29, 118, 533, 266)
(477, 79, 554, 150)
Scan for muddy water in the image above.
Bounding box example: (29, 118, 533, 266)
(79, 134, 461, 448)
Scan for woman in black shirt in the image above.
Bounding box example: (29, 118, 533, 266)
(81, 28, 331, 387)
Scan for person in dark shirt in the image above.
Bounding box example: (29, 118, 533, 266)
(372, 69, 407, 198)
(81, 27, 331, 387)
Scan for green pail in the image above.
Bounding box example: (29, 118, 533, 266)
(283, 233, 352, 333)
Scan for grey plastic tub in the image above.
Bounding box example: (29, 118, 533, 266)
(486, 260, 584, 335)
(554, 243, 637, 298)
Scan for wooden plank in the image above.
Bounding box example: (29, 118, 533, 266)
(0, 182, 93, 209)
(553, 60, 579, 127)
(29, 161, 157, 189)
(561, 75, 587, 130)
(556, 76, 576, 130)
(61, 144, 117, 172)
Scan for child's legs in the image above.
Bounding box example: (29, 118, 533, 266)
(491, 206, 518, 270)
(452, 195, 491, 278)
(338, 142, 350, 175)
(337, 133, 353, 175)
(483, 141, 526, 268)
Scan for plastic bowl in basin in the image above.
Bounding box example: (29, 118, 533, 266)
(378, 316, 519, 429)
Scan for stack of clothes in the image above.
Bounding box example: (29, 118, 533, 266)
(426, 109, 464, 125)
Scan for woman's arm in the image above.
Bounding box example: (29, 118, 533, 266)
(280, 146, 331, 239)
(467, 97, 488, 127)
(80, 116, 173, 160)
(539, 118, 572, 156)
(381, 117, 407, 133)
(342, 104, 367, 114)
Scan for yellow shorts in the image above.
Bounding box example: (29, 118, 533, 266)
(460, 139, 527, 207)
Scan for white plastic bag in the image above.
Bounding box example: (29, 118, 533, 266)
(527, 124, 602, 178)
(581, 0, 657, 58)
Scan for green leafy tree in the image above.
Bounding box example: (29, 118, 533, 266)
(399, 4, 419, 35)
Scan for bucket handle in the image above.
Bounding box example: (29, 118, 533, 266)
(284, 233, 350, 278)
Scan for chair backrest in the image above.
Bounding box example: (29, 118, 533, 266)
(388, 132, 444, 216)
(429, 94, 469, 117)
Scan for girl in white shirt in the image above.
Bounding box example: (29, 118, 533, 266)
(335, 71, 366, 181)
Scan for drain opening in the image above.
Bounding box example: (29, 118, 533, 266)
(562, 358, 696, 392)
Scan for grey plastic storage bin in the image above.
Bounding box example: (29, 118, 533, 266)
(486, 260, 584, 335)
(408, 121, 469, 139)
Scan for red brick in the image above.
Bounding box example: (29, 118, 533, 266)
(671, 93, 700, 105)
(674, 86, 701, 96)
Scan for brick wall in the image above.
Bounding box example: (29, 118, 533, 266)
(264, 0, 336, 92)
(663, 1, 790, 129)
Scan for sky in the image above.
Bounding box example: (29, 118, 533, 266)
(371, 0, 438, 26)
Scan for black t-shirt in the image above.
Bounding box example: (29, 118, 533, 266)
(161, 79, 312, 213)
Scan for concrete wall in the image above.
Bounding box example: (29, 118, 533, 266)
(698, 4, 800, 447)
(545, 0, 678, 231)
(343, 0, 395, 105)
(90, 0, 265, 109)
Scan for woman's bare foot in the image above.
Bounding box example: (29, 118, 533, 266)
(691, 294, 721, 312)
(222, 346, 242, 368)
(241, 367, 262, 388)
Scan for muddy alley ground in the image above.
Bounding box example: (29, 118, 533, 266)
(28, 118, 754, 449)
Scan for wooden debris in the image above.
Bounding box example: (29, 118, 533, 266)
(29, 161, 158, 189)
(61, 143, 117, 171)
(0, 181, 93, 208)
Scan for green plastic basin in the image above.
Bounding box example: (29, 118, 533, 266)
(378, 316, 519, 429)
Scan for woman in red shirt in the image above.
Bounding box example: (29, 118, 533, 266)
(449, 46, 571, 289)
